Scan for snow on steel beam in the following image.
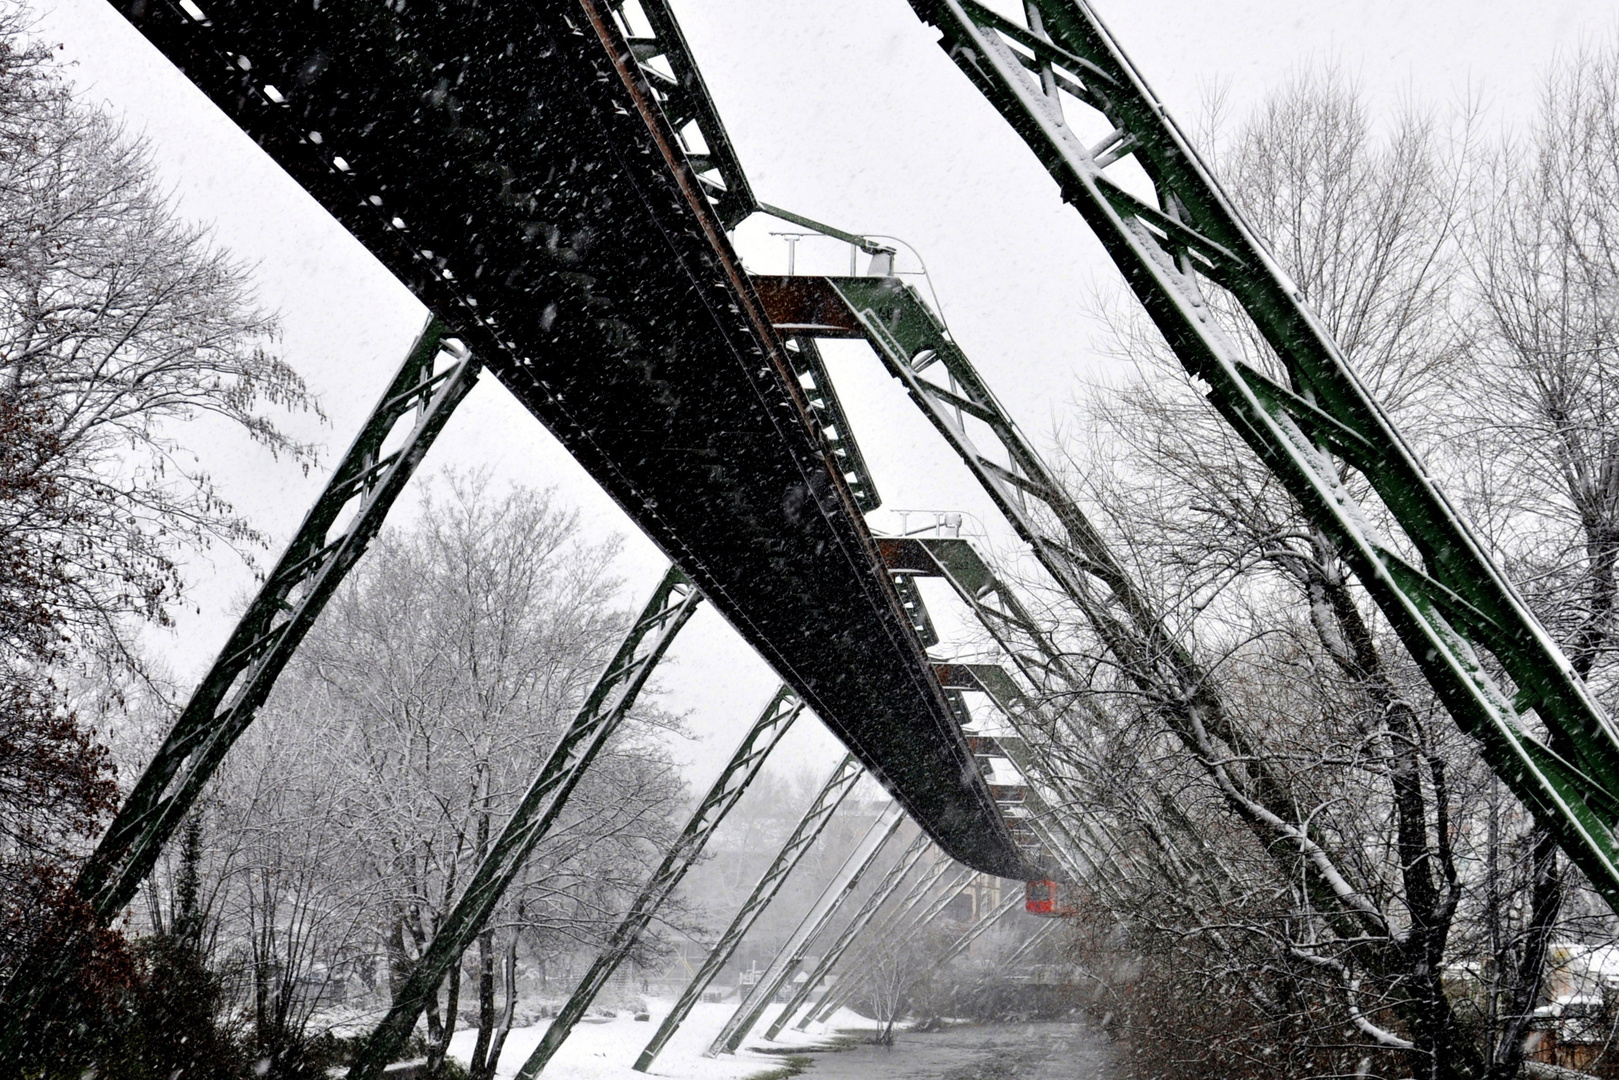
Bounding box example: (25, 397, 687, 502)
(634, 753, 865, 1072)
(606, 0, 757, 227)
(347, 567, 703, 1080)
(111, 0, 1030, 882)
(904, 0, 1619, 907)
(513, 686, 804, 1077)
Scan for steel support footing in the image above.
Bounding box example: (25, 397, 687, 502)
(514, 686, 805, 1077)
(901, 0, 1619, 906)
(347, 566, 703, 1080)
(707, 803, 907, 1056)
(634, 753, 865, 1072)
(763, 832, 934, 1039)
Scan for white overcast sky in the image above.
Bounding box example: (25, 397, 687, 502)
(25, 0, 1619, 794)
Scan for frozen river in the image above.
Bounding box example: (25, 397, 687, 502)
(774, 1020, 1116, 1080)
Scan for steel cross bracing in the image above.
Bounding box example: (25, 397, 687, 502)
(889, 531, 1208, 913)
(798, 852, 962, 1028)
(605, 0, 757, 228)
(707, 802, 907, 1056)
(347, 567, 702, 1080)
(513, 685, 805, 1078)
(805, 862, 979, 1025)
(762, 832, 935, 1039)
(0, 322, 478, 1051)
(902, 0, 1619, 904)
(953, 663, 1136, 893)
(112, 0, 1029, 881)
(634, 752, 865, 1072)
(885, 531, 1136, 892)
(70, 320, 475, 922)
(782, 335, 883, 512)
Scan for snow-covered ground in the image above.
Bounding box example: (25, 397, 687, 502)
(444, 1001, 882, 1080)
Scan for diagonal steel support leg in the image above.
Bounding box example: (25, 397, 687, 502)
(0, 320, 477, 1056)
(633, 752, 865, 1072)
(763, 833, 934, 1039)
(514, 686, 805, 1077)
(76, 318, 477, 923)
(347, 566, 703, 1080)
(806, 863, 977, 1025)
(900, 0, 1619, 908)
(929, 890, 1023, 972)
(795, 851, 958, 1030)
(707, 802, 908, 1056)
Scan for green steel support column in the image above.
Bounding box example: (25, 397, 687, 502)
(796, 852, 958, 1030)
(708, 803, 907, 1056)
(805, 863, 977, 1026)
(763, 832, 933, 1039)
(74, 318, 477, 923)
(514, 686, 805, 1078)
(348, 566, 703, 1080)
(634, 753, 865, 1072)
(901, 0, 1619, 905)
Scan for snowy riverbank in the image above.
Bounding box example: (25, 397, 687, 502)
(443, 1000, 883, 1080)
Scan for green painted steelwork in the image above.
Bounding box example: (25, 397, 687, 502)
(76, 319, 478, 923)
(348, 566, 703, 1080)
(514, 685, 805, 1077)
(633, 753, 865, 1072)
(762, 832, 934, 1039)
(901, 0, 1619, 906)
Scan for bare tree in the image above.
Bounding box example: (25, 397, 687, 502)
(203, 471, 687, 1078)
(1033, 67, 1598, 1079)
(0, 8, 314, 1064)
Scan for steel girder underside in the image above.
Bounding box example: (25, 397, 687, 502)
(111, 0, 1030, 879)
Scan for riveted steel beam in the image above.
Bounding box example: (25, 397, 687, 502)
(113, 0, 1030, 883)
(514, 686, 804, 1077)
(605, 0, 757, 227)
(634, 753, 865, 1072)
(347, 567, 702, 1080)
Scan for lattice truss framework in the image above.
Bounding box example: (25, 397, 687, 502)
(19, 0, 1619, 1066)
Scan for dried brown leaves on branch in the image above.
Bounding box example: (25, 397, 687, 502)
(0, 7, 317, 1071)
